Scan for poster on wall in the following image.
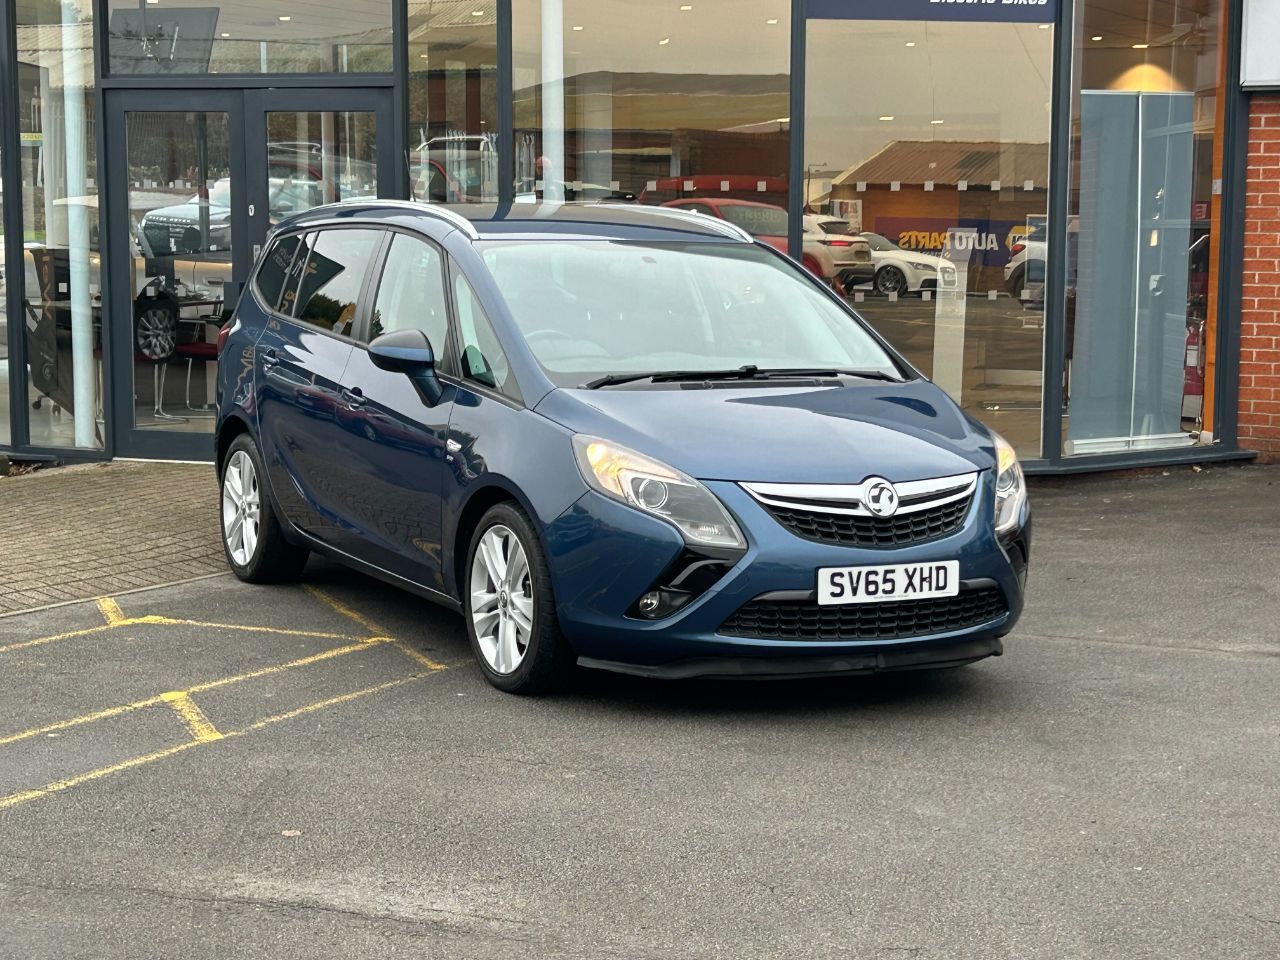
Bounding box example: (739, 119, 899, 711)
(807, 0, 1057, 23)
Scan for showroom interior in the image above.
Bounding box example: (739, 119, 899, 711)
(0, 0, 1253, 470)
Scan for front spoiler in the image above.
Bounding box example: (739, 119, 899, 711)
(577, 636, 1002, 681)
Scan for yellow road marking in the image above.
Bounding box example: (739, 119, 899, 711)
(0, 695, 166, 747)
(151, 618, 368, 641)
(96, 597, 126, 626)
(0, 673, 434, 811)
(160, 692, 223, 743)
(303, 585, 389, 636)
(388, 639, 448, 672)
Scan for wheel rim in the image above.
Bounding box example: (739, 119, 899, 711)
(469, 524, 534, 676)
(876, 268, 904, 295)
(137, 308, 177, 360)
(221, 450, 262, 567)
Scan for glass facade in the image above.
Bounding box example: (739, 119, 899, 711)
(0, 0, 1248, 469)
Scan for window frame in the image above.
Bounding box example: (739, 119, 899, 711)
(356, 226, 458, 378)
(250, 229, 307, 315)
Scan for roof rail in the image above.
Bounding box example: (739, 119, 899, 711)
(329, 197, 481, 240)
(593, 202, 753, 243)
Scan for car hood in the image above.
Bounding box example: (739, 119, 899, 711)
(143, 202, 231, 224)
(535, 379, 992, 484)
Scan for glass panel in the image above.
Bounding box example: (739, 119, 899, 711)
(105, 0, 393, 75)
(512, 0, 790, 219)
(265, 112, 379, 225)
(17, 0, 103, 450)
(1063, 0, 1222, 455)
(370, 236, 449, 348)
(1, 131, 8, 447)
(408, 1, 498, 203)
(125, 111, 233, 435)
(295, 228, 381, 336)
(454, 272, 515, 399)
(805, 16, 1053, 458)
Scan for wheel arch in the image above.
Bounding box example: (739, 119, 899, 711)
(448, 479, 540, 602)
(215, 412, 253, 475)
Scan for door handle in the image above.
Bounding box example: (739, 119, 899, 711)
(341, 387, 365, 409)
(260, 348, 279, 372)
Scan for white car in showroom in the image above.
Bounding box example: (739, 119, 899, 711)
(802, 215, 875, 290)
(856, 230, 958, 297)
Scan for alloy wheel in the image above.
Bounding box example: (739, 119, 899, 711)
(222, 450, 262, 567)
(136, 307, 177, 360)
(470, 524, 534, 675)
(875, 267, 906, 296)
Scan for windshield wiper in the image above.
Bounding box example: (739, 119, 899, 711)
(584, 365, 903, 389)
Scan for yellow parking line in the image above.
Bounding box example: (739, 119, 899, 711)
(150, 618, 369, 642)
(0, 696, 166, 747)
(97, 597, 126, 626)
(303, 585, 389, 636)
(0, 615, 166, 656)
(183, 641, 378, 694)
(0, 673, 436, 812)
(160, 692, 223, 743)
(388, 639, 449, 672)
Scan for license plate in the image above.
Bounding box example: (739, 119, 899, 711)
(817, 561, 960, 606)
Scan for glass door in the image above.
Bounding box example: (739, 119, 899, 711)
(104, 90, 247, 460)
(244, 89, 396, 262)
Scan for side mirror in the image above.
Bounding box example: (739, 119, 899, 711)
(368, 328, 443, 405)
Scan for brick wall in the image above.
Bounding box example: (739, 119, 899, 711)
(1242, 94, 1280, 462)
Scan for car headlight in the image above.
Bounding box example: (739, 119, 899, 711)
(573, 435, 746, 550)
(908, 260, 938, 272)
(992, 432, 1027, 535)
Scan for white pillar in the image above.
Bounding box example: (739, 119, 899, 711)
(61, 4, 95, 448)
(540, 0, 565, 203)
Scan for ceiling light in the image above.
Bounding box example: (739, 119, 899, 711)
(905, 41, 916, 47)
(1092, 35, 1103, 41)
(879, 116, 894, 122)
(471, 9, 484, 15)
(658, 37, 670, 45)
(277, 15, 291, 21)
(1132, 43, 1149, 49)
(220, 32, 230, 37)
(766, 18, 779, 25)
(1038, 23, 1050, 29)
(680, 3, 693, 9)
(931, 119, 945, 125)
(572, 24, 583, 30)
(419, 53, 429, 58)
(145, 0, 158, 4)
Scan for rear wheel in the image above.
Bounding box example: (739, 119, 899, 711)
(464, 503, 573, 694)
(135, 301, 178, 361)
(220, 434, 309, 583)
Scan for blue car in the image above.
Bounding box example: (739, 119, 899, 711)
(215, 201, 1030, 694)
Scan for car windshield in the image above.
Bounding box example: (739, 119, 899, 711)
(860, 232, 898, 252)
(716, 205, 788, 237)
(818, 220, 852, 236)
(477, 240, 902, 387)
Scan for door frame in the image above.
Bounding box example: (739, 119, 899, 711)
(103, 88, 248, 461)
(103, 86, 395, 461)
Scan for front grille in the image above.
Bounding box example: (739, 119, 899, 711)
(765, 494, 972, 548)
(720, 586, 1008, 641)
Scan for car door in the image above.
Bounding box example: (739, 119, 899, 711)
(254, 226, 381, 548)
(337, 230, 458, 590)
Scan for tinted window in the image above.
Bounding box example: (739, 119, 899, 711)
(255, 234, 303, 312)
(370, 235, 449, 351)
(819, 220, 852, 236)
(295, 229, 381, 337)
(454, 272, 517, 400)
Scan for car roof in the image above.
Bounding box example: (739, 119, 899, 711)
(276, 200, 753, 243)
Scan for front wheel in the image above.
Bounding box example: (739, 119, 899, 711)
(135, 301, 179, 361)
(220, 435, 309, 583)
(874, 265, 908, 297)
(465, 503, 573, 695)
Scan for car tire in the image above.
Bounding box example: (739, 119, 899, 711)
(135, 301, 179, 361)
(1006, 266, 1026, 298)
(220, 434, 309, 584)
(464, 502, 574, 695)
(874, 265, 907, 297)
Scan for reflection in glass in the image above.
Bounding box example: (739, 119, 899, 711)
(512, 0, 790, 214)
(265, 112, 379, 223)
(18, 0, 103, 450)
(1, 131, 8, 447)
(805, 18, 1052, 458)
(126, 112, 234, 435)
(408, 1, 498, 203)
(105, 0, 392, 75)
(1064, 0, 1222, 454)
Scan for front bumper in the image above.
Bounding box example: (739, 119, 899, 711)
(543, 475, 1029, 676)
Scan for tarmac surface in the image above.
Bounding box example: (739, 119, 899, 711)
(1, 462, 1278, 958)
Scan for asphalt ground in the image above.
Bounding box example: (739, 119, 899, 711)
(2, 464, 1278, 959)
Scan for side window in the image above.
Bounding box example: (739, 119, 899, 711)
(254, 233, 302, 312)
(294, 228, 381, 338)
(370, 235, 449, 355)
(454, 271, 518, 402)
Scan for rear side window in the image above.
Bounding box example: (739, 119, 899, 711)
(255, 233, 302, 312)
(294, 228, 381, 338)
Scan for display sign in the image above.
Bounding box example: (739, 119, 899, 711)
(807, 0, 1057, 23)
(875, 216, 1030, 269)
(1243, 0, 1280, 89)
